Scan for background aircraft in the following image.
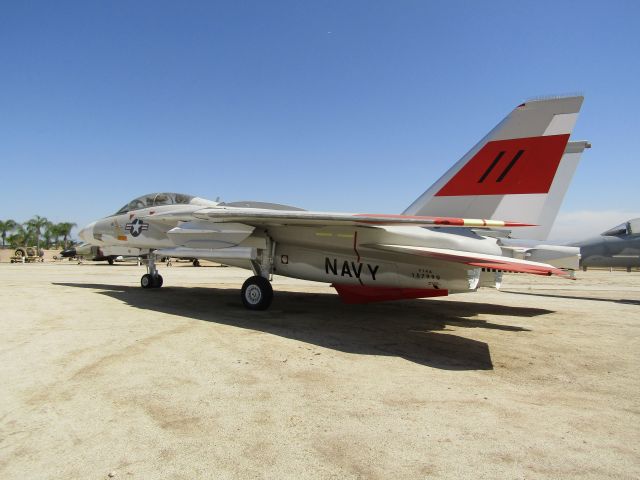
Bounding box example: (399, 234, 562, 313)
(574, 219, 640, 272)
(60, 243, 142, 264)
(60, 243, 204, 266)
(79, 96, 586, 309)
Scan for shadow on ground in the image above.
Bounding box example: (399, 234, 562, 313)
(503, 290, 640, 306)
(54, 282, 554, 371)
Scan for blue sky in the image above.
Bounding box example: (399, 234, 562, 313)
(1, 1, 638, 241)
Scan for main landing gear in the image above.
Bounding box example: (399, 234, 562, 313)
(138, 238, 277, 310)
(141, 251, 163, 289)
(241, 276, 273, 310)
(240, 236, 276, 310)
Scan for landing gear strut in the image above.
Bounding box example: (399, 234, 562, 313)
(141, 251, 163, 289)
(241, 235, 276, 310)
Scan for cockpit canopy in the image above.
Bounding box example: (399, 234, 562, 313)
(115, 192, 197, 215)
(601, 218, 640, 237)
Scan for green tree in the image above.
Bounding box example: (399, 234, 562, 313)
(26, 215, 49, 249)
(0, 219, 17, 247)
(8, 224, 29, 248)
(42, 221, 55, 248)
(56, 222, 77, 248)
(48, 223, 64, 248)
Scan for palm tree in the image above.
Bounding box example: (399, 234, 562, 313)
(57, 222, 77, 248)
(0, 219, 17, 247)
(8, 224, 29, 248)
(47, 223, 63, 248)
(42, 221, 55, 248)
(26, 215, 49, 249)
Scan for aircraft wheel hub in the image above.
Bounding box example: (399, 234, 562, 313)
(245, 285, 262, 304)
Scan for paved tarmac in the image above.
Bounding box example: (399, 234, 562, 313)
(1, 261, 638, 479)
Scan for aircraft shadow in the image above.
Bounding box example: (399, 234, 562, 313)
(53, 283, 553, 371)
(503, 290, 640, 306)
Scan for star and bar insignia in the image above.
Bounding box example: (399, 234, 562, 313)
(124, 218, 149, 237)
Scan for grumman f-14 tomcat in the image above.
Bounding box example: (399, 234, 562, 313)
(79, 96, 589, 310)
(574, 218, 640, 272)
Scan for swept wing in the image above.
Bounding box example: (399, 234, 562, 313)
(142, 207, 532, 229)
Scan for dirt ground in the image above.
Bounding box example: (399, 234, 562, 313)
(0, 260, 638, 479)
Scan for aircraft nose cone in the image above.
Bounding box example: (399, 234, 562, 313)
(60, 247, 77, 258)
(78, 222, 96, 243)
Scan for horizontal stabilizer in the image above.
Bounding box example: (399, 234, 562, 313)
(500, 243, 580, 270)
(365, 244, 571, 278)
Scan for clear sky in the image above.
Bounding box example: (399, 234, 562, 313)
(1, 1, 638, 241)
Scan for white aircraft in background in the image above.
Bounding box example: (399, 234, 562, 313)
(80, 96, 588, 309)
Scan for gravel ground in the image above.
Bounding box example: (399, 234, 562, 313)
(1, 261, 638, 479)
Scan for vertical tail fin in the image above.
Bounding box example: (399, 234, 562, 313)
(403, 96, 587, 240)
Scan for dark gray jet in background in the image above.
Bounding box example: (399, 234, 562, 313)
(574, 218, 640, 271)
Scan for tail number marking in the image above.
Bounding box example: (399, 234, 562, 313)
(477, 150, 525, 183)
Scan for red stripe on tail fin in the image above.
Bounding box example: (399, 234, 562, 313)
(435, 134, 570, 196)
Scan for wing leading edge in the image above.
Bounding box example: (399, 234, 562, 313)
(184, 208, 533, 228)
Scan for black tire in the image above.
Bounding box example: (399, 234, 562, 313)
(241, 276, 273, 310)
(141, 274, 153, 289)
(15, 249, 25, 258)
(107, 257, 114, 265)
(192, 259, 200, 267)
(152, 274, 163, 288)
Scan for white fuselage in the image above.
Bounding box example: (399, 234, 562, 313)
(80, 204, 505, 295)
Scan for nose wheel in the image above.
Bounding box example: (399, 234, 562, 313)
(141, 273, 163, 288)
(141, 251, 163, 288)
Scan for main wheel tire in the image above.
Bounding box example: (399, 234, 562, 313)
(141, 274, 153, 289)
(241, 276, 273, 310)
(107, 257, 114, 265)
(192, 259, 200, 267)
(152, 274, 163, 288)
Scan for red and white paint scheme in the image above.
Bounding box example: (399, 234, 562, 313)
(404, 96, 588, 240)
(79, 96, 588, 310)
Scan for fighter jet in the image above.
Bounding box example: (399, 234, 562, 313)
(60, 243, 142, 264)
(574, 219, 640, 272)
(80, 96, 587, 309)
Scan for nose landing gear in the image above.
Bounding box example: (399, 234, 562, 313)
(135, 239, 277, 309)
(141, 273, 163, 288)
(141, 251, 163, 289)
